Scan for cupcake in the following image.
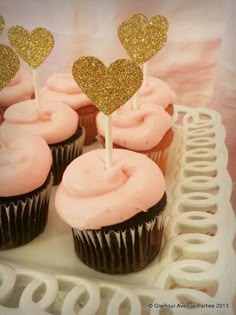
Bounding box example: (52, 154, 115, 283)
(55, 149, 167, 274)
(132, 76, 176, 116)
(2, 99, 85, 185)
(40, 73, 98, 145)
(0, 69, 34, 111)
(0, 126, 53, 249)
(96, 103, 173, 175)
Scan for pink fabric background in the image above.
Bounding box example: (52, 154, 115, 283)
(0, 0, 235, 206)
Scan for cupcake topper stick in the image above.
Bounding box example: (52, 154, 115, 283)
(142, 62, 148, 87)
(105, 114, 113, 169)
(72, 56, 143, 169)
(8, 26, 54, 108)
(131, 63, 148, 110)
(32, 69, 40, 107)
(0, 16, 20, 92)
(132, 92, 138, 110)
(118, 13, 168, 108)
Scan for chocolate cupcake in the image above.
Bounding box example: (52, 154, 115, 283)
(55, 149, 167, 274)
(40, 73, 98, 145)
(97, 103, 173, 175)
(2, 99, 85, 185)
(0, 127, 53, 249)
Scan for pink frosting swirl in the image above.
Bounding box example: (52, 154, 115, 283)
(0, 70, 34, 108)
(55, 149, 165, 229)
(2, 100, 79, 144)
(131, 76, 176, 109)
(40, 73, 92, 110)
(96, 103, 171, 151)
(0, 126, 52, 197)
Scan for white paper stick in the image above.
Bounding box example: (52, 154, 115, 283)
(143, 62, 148, 87)
(105, 114, 112, 169)
(32, 69, 40, 108)
(132, 92, 139, 110)
(132, 62, 148, 110)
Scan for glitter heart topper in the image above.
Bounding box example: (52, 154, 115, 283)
(72, 57, 143, 115)
(0, 16, 4, 36)
(0, 16, 20, 91)
(118, 14, 169, 65)
(8, 26, 54, 69)
(0, 45, 20, 91)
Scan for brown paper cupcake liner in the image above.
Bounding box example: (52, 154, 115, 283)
(0, 173, 53, 250)
(72, 194, 167, 274)
(144, 148, 169, 175)
(50, 126, 85, 185)
(166, 104, 174, 116)
(0, 108, 4, 125)
(76, 106, 99, 145)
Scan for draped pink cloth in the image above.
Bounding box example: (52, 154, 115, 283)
(1, 0, 235, 206)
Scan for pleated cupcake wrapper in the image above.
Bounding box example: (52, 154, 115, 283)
(76, 109, 98, 145)
(0, 174, 53, 250)
(72, 210, 166, 274)
(0, 107, 4, 125)
(50, 127, 85, 185)
(144, 148, 169, 175)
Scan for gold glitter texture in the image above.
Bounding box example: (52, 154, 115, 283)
(0, 44, 20, 91)
(73, 57, 143, 115)
(8, 26, 54, 69)
(0, 16, 4, 35)
(118, 14, 169, 65)
(0, 16, 20, 90)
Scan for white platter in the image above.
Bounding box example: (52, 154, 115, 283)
(0, 105, 236, 315)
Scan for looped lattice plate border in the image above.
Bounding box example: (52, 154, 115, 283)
(0, 105, 236, 315)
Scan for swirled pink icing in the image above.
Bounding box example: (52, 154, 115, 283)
(0, 126, 52, 197)
(0, 70, 34, 108)
(55, 149, 165, 229)
(40, 73, 92, 110)
(129, 76, 176, 109)
(2, 100, 79, 144)
(96, 103, 171, 151)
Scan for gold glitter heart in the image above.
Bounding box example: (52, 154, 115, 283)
(0, 16, 4, 36)
(72, 57, 143, 115)
(0, 44, 20, 91)
(118, 14, 169, 65)
(8, 26, 54, 69)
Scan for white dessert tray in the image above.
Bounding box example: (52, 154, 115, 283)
(0, 105, 236, 315)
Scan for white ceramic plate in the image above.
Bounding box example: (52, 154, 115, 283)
(0, 105, 236, 315)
